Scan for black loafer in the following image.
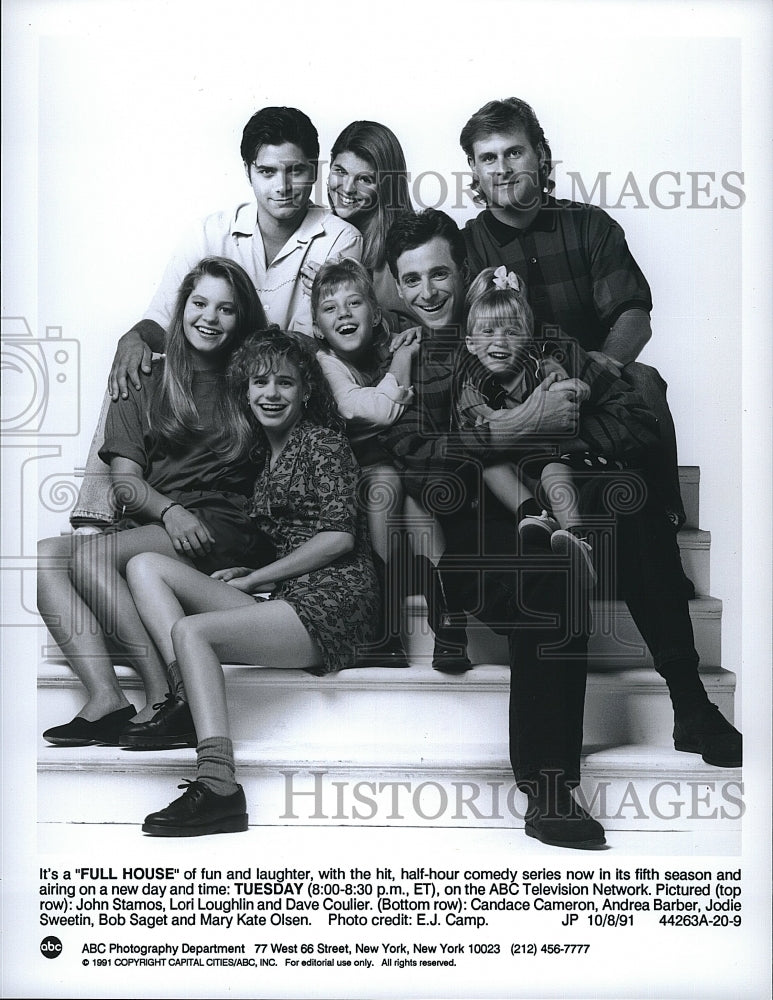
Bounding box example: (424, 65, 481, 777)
(120, 693, 196, 750)
(43, 705, 136, 747)
(673, 702, 742, 767)
(142, 780, 248, 837)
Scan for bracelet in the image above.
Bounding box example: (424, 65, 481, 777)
(159, 501, 183, 521)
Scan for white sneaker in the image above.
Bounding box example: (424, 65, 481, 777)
(518, 510, 560, 550)
(550, 530, 597, 589)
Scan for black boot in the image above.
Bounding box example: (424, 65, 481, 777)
(523, 772, 606, 849)
(354, 553, 410, 668)
(120, 693, 197, 750)
(415, 555, 472, 673)
(673, 702, 742, 767)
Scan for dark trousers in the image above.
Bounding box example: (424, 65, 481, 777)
(439, 509, 590, 789)
(505, 559, 589, 788)
(571, 468, 699, 676)
(615, 497, 699, 674)
(623, 362, 686, 528)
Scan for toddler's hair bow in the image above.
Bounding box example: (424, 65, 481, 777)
(492, 265, 520, 291)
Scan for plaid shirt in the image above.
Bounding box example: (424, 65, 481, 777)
(463, 198, 652, 351)
(379, 324, 659, 511)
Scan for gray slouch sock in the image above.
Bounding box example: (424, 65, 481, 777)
(196, 737, 239, 796)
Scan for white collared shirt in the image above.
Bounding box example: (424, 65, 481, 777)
(144, 203, 362, 337)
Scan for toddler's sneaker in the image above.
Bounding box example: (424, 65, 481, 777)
(550, 529, 597, 589)
(518, 510, 559, 551)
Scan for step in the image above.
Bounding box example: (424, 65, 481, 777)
(36, 742, 742, 832)
(37, 587, 721, 677)
(38, 659, 736, 757)
(676, 528, 710, 595)
(679, 466, 700, 529)
(404, 595, 722, 670)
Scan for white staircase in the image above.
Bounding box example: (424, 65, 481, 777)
(37, 468, 742, 835)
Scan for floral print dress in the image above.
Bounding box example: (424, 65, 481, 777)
(249, 420, 379, 674)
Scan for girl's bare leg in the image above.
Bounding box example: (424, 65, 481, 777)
(38, 526, 189, 721)
(482, 463, 534, 518)
(72, 526, 182, 704)
(541, 462, 581, 530)
(132, 554, 322, 836)
(126, 553, 322, 740)
(37, 534, 134, 720)
(174, 602, 321, 740)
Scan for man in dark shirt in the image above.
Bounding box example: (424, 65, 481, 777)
(382, 209, 606, 848)
(458, 97, 741, 769)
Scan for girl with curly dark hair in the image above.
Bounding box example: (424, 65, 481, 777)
(125, 330, 379, 836)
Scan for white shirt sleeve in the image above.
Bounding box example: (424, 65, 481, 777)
(318, 352, 413, 432)
(142, 211, 233, 331)
(328, 226, 363, 263)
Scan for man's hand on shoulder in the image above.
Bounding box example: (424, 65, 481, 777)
(109, 320, 166, 400)
(109, 331, 152, 400)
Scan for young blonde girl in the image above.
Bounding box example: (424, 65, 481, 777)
(457, 266, 660, 585)
(312, 258, 419, 665)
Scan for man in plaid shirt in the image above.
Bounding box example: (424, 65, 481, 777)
(460, 96, 684, 532)
(458, 96, 740, 769)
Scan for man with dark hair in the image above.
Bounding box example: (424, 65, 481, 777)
(382, 209, 607, 848)
(459, 97, 741, 770)
(385, 207, 469, 286)
(239, 105, 321, 166)
(109, 106, 362, 399)
(383, 209, 475, 673)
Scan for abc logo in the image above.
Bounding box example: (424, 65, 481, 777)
(40, 936, 63, 959)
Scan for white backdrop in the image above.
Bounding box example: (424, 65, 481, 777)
(2, 2, 772, 997)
